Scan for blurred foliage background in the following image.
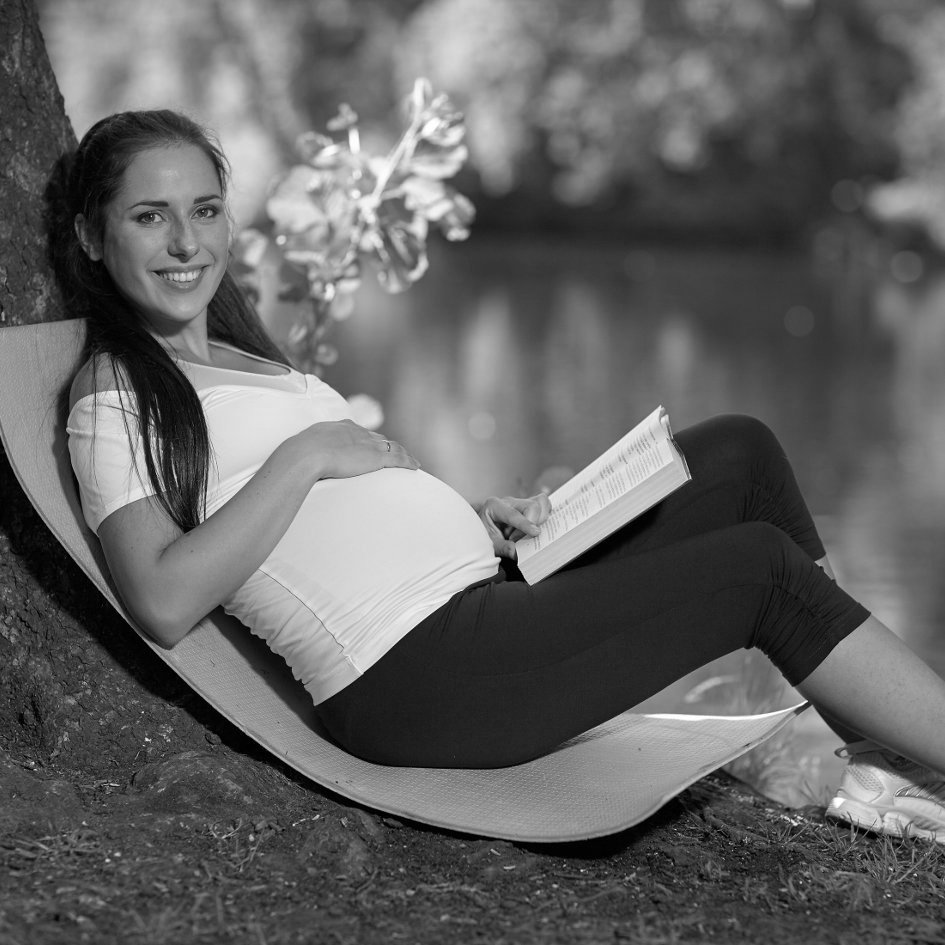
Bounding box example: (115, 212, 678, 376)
(37, 0, 945, 249)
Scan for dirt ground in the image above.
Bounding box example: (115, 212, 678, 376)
(6, 745, 945, 945)
(3, 465, 945, 945)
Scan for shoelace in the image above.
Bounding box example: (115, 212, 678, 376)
(836, 740, 945, 795)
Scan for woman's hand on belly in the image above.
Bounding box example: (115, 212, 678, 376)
(478, 493, 552, 559)
(95, 421, 418, 649)
(290, 419, 420, 480)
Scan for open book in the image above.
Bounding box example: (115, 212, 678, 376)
(515, 406, 691, 584)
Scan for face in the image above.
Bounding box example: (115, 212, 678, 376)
(78, 144, 230, 337)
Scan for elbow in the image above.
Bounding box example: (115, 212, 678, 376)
(130, 598, 196, 649)
(149, 627, 188, 650)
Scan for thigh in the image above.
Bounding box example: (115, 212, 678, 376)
(318, 521, 856, 767)
(575, 414, 824, 567)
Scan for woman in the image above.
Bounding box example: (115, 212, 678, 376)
(58, 110, 945, 843)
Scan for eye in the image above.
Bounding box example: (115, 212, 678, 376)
(194, 204, 221, 221)
(136, 210, 163, 225)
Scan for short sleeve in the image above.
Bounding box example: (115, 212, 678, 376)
(66, 391, 158, 534)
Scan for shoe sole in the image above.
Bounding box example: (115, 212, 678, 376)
(826, 797, 945, 844)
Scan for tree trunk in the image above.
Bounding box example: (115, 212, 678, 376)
(0, 0, 220, 816)
(0, 0, 73, 327)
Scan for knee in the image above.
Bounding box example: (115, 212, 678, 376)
(705, 414, 786, 472)
(727, 521, 797, 578)
(687, 521, 814, 628)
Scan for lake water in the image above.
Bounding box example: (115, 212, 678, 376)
(264, 231, 945, 807)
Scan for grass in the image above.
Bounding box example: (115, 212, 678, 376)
(4, 794, 945, 944)
(750, 812, 945, 911)
(2, 827, 102, 869)
(204, 818, 283, 874)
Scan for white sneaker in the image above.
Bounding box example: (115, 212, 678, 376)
(825, 740, 945, 843)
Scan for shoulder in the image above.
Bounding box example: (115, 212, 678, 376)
(69, 354, 129, 410)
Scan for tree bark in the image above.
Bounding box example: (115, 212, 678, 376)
(0, 0, 219, 797)
(0, 0, 73, 326)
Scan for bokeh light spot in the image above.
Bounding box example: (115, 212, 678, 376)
(784, 305, 815, 337)
(830, 179, 863, 214)
(890, 250, 924, 284)
(468, 411, 497, 440)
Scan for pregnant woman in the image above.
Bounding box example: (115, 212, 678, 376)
(55, 108, 945, 843)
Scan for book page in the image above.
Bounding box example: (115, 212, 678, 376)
(521, 407, 674, 553)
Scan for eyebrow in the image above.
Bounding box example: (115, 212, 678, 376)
(126, 194, 223, 210)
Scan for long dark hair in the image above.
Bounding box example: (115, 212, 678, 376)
(48, 109, 289, 531)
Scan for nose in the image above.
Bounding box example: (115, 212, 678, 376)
(168, 218, 198, 260)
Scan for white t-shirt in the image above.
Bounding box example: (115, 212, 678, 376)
(67, 345, 500, 704)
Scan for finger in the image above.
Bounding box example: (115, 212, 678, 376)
(484, 529, 507, 560)
(521, 503, 543, 526)
(484, 522, 514, 558)
(534, 492, 552, 523)
(374, 435, 396, 455)
(479, 506, 506, 538)
(384, 441, 421, 470)
(507, 495, 550, 527)
(516, 493, 551, 526)
(501, 506, 540, 537)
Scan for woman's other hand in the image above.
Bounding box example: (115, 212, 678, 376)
(478, 493, 552, 559)
(290, 419, 420, 480)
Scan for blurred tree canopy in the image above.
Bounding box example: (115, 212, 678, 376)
(36, 0, 945, 243)
(864, 5, 945, 250)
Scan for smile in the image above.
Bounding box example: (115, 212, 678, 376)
(156, 268, 205, 284)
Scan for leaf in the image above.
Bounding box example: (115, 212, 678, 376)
(400, 177, 447, 211)
(296, 131, 336, 163)
(364, 221, 429, 293)
(286, 320, 312, 346)
(258, 80, 473, 331)
(408, 83, 465, 147)
(401, 178, 475, 238)
(327, 103, 359, 132)
(275, 260, 312, 304)
(231, 228, 269, 269)
(266, 166, 327, 233)
(329, 290, 357, 321)
(436, 192, 476, 241)
(405, 141, 469, 180)
(407, 78, 434, 122)
(419, 115, 466, 150)
(271, 181, 361, 290)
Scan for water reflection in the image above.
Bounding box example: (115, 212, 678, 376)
(264, 236, 945, 806)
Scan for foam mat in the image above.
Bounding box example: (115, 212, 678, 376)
(0, 318, 805, 842)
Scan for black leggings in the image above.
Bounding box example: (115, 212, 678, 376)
(317, 415, 869, 768)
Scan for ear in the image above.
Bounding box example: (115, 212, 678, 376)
(74, 214, 103, 261)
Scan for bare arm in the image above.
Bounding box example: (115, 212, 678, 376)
(97, 420, 418, 648)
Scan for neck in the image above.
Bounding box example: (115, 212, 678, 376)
(148, 317, 212, 365)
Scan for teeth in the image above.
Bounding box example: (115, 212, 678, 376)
(159, 270, 200, 283)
